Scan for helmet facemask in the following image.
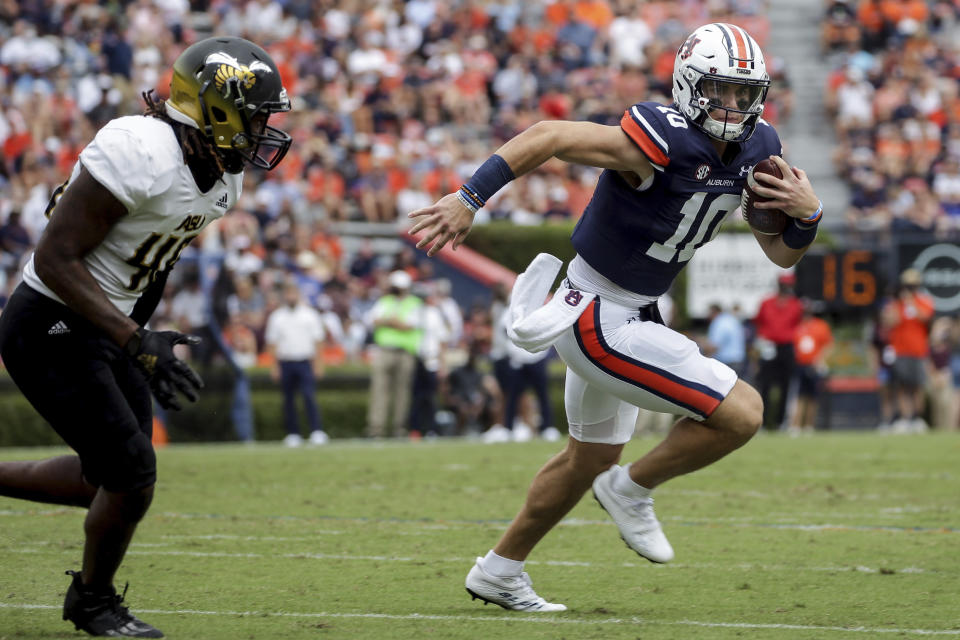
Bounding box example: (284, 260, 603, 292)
(689, 74, 768, 142)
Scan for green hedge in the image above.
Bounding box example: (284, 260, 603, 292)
(464, 221, 577, 273)
(0, 369, 568, 447)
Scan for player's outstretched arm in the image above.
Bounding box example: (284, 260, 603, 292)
(749, 156, 822, 268)
(33, 167, 140, 346)
(408, 121, 651, 256)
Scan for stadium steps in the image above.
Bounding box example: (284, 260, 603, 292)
(765, 0, 850, 229)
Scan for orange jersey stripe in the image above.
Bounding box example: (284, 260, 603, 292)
(576, 301, 722, 417)
(620, 111, 670, 167)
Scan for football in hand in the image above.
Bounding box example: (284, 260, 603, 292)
(741, 158, 788, 235)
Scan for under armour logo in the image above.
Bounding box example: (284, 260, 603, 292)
(564, 290, 583, 306)
(739, 165, 752, 177)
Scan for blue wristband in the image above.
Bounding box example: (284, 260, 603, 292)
(463, 154, 516, 206)
(781, 214, 821, 249)
(456, 188, 479, 214)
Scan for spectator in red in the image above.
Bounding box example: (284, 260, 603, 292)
(881, 268, 935, 433)
(753, 272, 804, 430)
(787, 300, 834, 436)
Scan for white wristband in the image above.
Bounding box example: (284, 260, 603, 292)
(456, 189, 479, 214)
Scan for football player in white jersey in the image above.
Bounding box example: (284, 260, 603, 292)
(410, 23, 822, 611)
(0, 37, 291, 637)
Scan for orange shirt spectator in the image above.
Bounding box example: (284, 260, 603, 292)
(886, 291, 935, 358)
(857, 0, 885, 34)
(794, 316, 833, 366)
(879, 0, 928, 26)
(574, 1, 614, 30)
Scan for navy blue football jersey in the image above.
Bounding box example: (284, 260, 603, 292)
(571, 101, 782, 296)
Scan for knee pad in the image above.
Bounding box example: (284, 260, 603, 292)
(97, 431, 157, 494)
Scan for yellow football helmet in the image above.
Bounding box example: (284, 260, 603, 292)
(167, 36, 291, 170)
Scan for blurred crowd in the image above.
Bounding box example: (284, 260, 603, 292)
(3, 1, 959, 438)
(822, 0, 960, 236)
(0, 2, 782, 366)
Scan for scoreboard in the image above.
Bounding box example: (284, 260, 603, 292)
(795, 249, 886, 310)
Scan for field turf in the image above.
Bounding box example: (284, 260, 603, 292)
(1, 432, 958, 639)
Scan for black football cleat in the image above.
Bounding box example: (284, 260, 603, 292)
(63, 570, 164, 638)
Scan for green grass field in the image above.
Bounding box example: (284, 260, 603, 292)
(1, 433, 958, 639)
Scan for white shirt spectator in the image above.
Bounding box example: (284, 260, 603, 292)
(419, 302, 450, 372)
(265, 303, 326, 361)
(405, 0, 436, 29)
(171, 286, 207, 329)
(608, 14, 653, 68)
(836, 69, 874, 129)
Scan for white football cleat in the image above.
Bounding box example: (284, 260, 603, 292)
(482, 424, 512, 444)
(283, 433, 303, 448)
(309, 430, 329, 445)
(465, 558, 567, 612)
(511, 422, 534, 443)
(592, 465, 674, 563)
(540, 426, 562, 442)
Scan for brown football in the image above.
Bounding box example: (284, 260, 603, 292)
(741, 158, 788, 235)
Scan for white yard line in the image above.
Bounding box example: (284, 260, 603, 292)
(4, 546, 943, 576)
(1, 507, 956, 536)
(0, 602, 956, 635)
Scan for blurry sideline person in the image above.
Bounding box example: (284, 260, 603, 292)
(409, 282, 450, 438)
(0, 36, 291, 637)
(927, 316, 958, 431)
(787, 300, 833, 436)
(501, 320, 559, 443)
(366, 270, 423, 437)
(443, 338, 502, 435)
(483, 282, 511, 441)
(704, 302, 746, 376)
(869, 305, 897, 430)
(881, 268, 934, 433)
(265, 280, 328, 447)
(753, 272, 804, 430)
(410, 23, 822, 610)
(485, 286, 559, 443)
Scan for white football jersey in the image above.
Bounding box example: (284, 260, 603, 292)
(23, 115, 242, 315)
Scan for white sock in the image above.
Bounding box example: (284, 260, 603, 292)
(480, 550, 524, 577)
(611, 464, 652, 499)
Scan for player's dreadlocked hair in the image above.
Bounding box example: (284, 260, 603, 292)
(142, 90, 225, 174)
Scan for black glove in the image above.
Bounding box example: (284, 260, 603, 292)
(124, 328, 204, 411)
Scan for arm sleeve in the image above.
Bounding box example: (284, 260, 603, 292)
(129, 268, 170, 326)
(79, 125, 156, 211)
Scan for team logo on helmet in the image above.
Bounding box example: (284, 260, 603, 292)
(207, 53, 271, 95)
(679, 35, 701, 60)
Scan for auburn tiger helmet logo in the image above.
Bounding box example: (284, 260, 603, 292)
(679, 35, 700, 60)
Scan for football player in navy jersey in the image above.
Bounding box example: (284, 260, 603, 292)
(0, 37, 291, 637)
(410, 23, 823, 611)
